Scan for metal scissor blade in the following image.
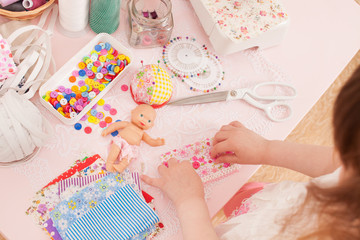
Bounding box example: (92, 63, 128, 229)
(168, 91, 229, 106)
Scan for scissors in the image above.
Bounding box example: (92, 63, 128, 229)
(168, 82, 297, 122)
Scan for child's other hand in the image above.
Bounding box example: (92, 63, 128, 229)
(141, 158, 204, 208)
(210, 121, 269, 165)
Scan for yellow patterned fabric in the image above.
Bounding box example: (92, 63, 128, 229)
(150, 65, 172, 105)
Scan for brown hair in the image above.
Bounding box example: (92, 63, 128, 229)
(280, 66, 360, 239)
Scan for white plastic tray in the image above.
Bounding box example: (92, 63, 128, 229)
(39, 33, 132, 125)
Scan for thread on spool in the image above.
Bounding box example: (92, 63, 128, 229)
(58, 0, 90, 34)
(0, 0, 19, 7)
(89, 0, 120, 34)
(22, 0, 46, 11)
(0, 1, 26, 11)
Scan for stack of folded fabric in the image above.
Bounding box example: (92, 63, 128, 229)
(26, 154, 164, 240)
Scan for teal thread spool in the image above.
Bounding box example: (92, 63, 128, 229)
(89, 0, 121, 34)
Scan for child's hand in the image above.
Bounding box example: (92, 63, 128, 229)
(210, 121, 269, 165)
(101, 129, 108, 137)
(141, 158, 204, 208)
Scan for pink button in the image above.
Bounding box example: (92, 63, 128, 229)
(99, 121, 107, 128)
(72, 70, 79, 77)
(121, 84, 128, 91)
(109, 108, 117, 115)
(103, 104, 111, 111)
(100, 49, 108, 55)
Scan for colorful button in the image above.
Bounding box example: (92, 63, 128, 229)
(105, 116, 112, 123)
(70, 112, 77, 118)
(121, 84, 128, 91)
(96, 112, 104, 119)
(58, 86, 65, 92)
(97, 99, 105, 106)
(60, 98, 68, 105)
(99, 121, 107, 128)
(70, 85, 79, 92)
(109, 108, 117, 115)
(78, 62, 86, 69)
(50, 91, 58, 98)
(103, 104, 111, 111)
(79, 69, 86, 77)
(111, 130, 119, 137)
(84, 126, 92, 134)
(98, 84, 105, 91)
(74, 123, 82, 130)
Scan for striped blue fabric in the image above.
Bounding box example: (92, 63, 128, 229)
(66, 185, 159, 240)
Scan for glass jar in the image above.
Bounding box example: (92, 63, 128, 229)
(127, 0, 173, 48)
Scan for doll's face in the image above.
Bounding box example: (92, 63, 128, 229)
(131, 104, 156, 130)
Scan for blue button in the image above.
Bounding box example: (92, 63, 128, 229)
(55, 103, 61, 109)
(78, 69, 86, 77)
(111, 130, 119, 137)
(105, 42, 111, 50)
(81, 92, 89, 98)
(99, 43, 106, 49)
(94, 45, 102, 52)
(74, 123, 82, 130)
(65, 95, 71, 101)
(91, 109, 97, 116)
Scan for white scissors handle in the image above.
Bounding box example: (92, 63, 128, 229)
(252, 82, 297, 100)
(243, 94, 293, 122)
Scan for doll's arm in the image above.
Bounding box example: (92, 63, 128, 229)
(142, 132, 165, 147)
(101, 121, 129, 137)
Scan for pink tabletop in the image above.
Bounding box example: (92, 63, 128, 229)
(0, 0, 360, 239)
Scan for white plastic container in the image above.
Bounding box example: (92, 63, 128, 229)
(39, 33, 133, 125)
(190, 0, 290, 55)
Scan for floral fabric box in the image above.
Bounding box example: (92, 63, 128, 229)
(190, 0, 290, 55)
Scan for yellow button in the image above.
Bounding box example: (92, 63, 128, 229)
(97, 99, 105, 106)
(78, 62, 86, 69)
(71, 85, 79, 92)
(85, 59, 93, 65)
(92, 66, 98, 73)
(107, 54, 114, 60)
(99, 55, 106, 62)
(114, 66, 120, 73)
(98, 84, 105, 91)
(57, 95, 64, 101)
(118, 54, 125, 60)
(93, 82, 100, 88)
(80, 86, 87, 92)
(69, 98, 76, 105)
(125, 56, 131, 64)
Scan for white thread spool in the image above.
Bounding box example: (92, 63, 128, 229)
(0, 90, 52, 166)
(57, 0, 90, 37)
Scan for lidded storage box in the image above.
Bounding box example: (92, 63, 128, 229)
(190, 0, 290, 55)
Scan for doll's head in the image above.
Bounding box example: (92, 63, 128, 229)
(131, 104, 156, 130)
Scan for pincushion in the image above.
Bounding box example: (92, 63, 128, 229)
(130, 64, 173, 108)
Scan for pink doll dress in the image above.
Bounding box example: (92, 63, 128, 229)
(112, 136, 139, 161)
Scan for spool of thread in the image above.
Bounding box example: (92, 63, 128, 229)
(89, 0, 120, 34)
(58, 0, 89, 33)
(22, 0, 47, 11)
(0, 0, 18, 7)
(0, 1, 26, 11)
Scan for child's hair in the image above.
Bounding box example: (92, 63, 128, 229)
(282, 66, 360, 239)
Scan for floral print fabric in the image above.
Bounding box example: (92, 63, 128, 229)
(0, 34, 17, 85)
(202, 0, 288, 41)
(161, 138, 240, 184)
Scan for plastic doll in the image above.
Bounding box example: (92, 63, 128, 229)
(101, 104, 165, 173)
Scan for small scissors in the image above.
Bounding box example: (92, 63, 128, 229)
(168, 82, 297, 122)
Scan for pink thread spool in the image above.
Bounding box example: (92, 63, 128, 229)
(22, 0, 47, 10)
(0, 0, 19, 7)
